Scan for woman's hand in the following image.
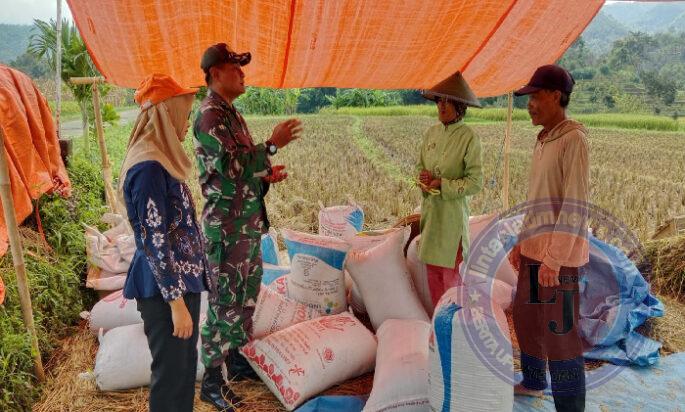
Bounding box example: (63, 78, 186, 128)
(428, 178, 441, 191)
(419, 170, 433, 186)
(169, 297, 193, 339)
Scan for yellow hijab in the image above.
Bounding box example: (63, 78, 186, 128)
(117, 93, 195, 214)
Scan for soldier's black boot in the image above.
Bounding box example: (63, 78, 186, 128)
(200, 366, 241, 411)
(226, 348, 260, 381)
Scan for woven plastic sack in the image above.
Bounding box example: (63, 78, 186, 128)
(283, 229, 350, 315)
(364, 319, 431, 412)
(241, 312, 377, 410)
(346, 228, 428, 330)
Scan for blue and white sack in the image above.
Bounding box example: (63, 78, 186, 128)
(261, 227, 282, 266)
(262, 263, 290, 286)
(429, 286, 513, 412)
(282, 229, 350, 315)
(318, 199, 364, 240)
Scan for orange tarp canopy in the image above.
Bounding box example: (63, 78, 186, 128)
(66, 0, 603, 96)
(0, 65, 71, 256)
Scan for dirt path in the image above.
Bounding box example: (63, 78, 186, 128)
(58, 108, 139, 138)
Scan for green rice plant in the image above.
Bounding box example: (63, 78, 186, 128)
(319, 105, 530, 122)
(574, 113, 680, 132)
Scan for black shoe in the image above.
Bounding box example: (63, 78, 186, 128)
(226, 348, 259, 381)
(200, 366, 241, 411)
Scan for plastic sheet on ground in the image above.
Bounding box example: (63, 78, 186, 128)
(514, 353, 685, 411)
(296, 395, 368, 412)
(579, 236, 664, 366)
(496, 214, 664, 367)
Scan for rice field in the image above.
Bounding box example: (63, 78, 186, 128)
(98, 111, 685, 242)
(238, 114, 685, 242)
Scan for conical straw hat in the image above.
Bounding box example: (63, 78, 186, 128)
(421, 71, 481, 108)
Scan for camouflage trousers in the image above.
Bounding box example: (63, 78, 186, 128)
(200, 236, 262, 368)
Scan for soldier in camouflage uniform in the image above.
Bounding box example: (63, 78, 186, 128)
(194, 43, 302, 411)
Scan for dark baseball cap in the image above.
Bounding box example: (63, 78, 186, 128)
(200, 43, 251, 72)
(514, 64, 575, 96)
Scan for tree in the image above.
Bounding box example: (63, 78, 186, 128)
(641, 70, 677, 105)
(326, 89, 400, 108)
(297, 88, 336, 113)
(608, 32, 656, 71)
(235, 87, 301, 115)
(28, 18, 102, 155)
(8, 52, 48, 78)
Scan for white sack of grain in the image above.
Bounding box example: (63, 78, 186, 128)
(318, 201, 364, 240)
(252, 285, 320, 339)
(346, 228, 428, 330)
(364, 319, 431, 412)
(283, 229, 350, 315)
(240, 312, 377, 410)
(429, 286, 513, 412)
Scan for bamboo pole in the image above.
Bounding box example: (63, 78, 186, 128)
(55, 0, 62, 140)
(68, 77, 116, 211)
(502, 91, 513, 211)
(70, 76, 105, 85)
(91, 84, 117, 212)
(0, 127, 46, 382)
(69, 79, 103, 159)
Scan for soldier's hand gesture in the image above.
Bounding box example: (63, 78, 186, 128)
(270, 119, 303, 148)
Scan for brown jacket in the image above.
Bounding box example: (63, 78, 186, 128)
(520, 119, 590, 271)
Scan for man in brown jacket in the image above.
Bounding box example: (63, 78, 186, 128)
(511, 65, 589, 412)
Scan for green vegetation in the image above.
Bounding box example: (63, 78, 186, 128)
(574, 113, 681, 132)
(0, 157, 106, 412)
(28, 18, 112, 156)
(47, 100, 81, 120)
(321, 105, 682, 131)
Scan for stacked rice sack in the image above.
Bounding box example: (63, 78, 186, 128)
(90, 224, 285, 391)
(243, 200, 440, 410)
(83, 213, 135, 294)
(88, 199, 516, 410)
(241, 201, 378, 410)
(89, 292, 210, 390)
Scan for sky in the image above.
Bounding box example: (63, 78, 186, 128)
(1, 0, 73, 25)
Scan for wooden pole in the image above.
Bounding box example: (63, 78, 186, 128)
(68, 77, 116, 211)
(0, 127, 46, 382)
(502, 91, 513, 211)
(55, 0, 62, 141)
(70, 76, 105, 85)
(91, 83, 117, 212)
(70, 78, 106, 161)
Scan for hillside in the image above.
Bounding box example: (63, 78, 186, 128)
(0, 23, 32, 63)
(582, 11, 630, 55)
(602, 2, 685, 34)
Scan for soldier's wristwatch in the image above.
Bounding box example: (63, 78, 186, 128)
(266, 140, 278, 156)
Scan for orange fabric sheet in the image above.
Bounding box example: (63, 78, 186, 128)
(0, 65, 71, 256)
(66, 0, 604, 96)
